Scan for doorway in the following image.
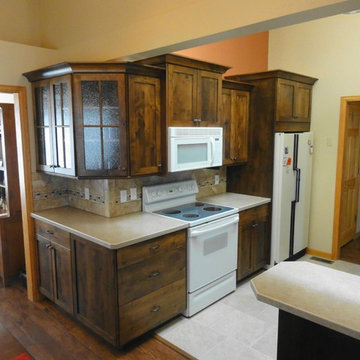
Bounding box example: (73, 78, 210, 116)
(333, 96, 360, 263)
(0, 86, 37, 300)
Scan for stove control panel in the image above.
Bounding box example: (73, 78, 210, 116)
(143, 180, 199, 204)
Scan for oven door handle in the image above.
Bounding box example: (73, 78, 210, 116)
(190, 215, 239, 237)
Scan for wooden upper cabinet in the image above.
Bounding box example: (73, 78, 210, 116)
(276, 79, 312, 124)
(128, 75, 162, 176)
(73, 73, 128, 177)
(221, 80, 252, 165)
(136, 54, 229, 127)
(24, 63, 164, 178)
(33, 76, 75, 176)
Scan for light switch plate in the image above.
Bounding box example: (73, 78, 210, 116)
(130, 187, 137, 201)
(214, 175, 220, 185)
(84, 187, 90, 200)
(120, 190, 127, 203)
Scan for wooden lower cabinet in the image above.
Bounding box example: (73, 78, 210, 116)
(237, 204, 270, 281)
(36, 220, 187, 348)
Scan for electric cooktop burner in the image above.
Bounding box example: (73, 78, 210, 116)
(155, 202, 234, 222)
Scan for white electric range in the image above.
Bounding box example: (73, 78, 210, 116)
(143, 180, 239, 317)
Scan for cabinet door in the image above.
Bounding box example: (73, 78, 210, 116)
(198, 70, 222, 126)
(72, 235, 118, 345)
(167, 64, 198, 126)
(50, 76, 76, 176)
(33, 80, 54, 172)
(37, 236, 54, 300)
(231, 90, 249, 163)
(237, 222, 253, 281)
(222, 88, 232, 165)
(52, 242, 73, 314)
(293, 83, 312, 122)
(73, 74, 128, 177)
(128, 75, 162, 176)
(252, 219, 268, 272)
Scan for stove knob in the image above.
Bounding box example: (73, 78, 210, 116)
(179, 187, 183, 192)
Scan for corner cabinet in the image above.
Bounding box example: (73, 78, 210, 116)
(136, 54, 229, 127)
(24, 63, 164, 178)
(237, 203, 270, 281)
(221, 80, 253, 165)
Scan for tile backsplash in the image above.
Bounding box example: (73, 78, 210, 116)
(32, 167, 227, 218)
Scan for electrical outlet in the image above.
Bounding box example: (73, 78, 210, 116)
(120, 190, 127, 203)
(214, 175, 220, 185)
(130, 187, 137, 201)
(84, 187, 90, 200)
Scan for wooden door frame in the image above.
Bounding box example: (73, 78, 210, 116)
(0, 85, 39, 301)
(332, 96, 360, 259)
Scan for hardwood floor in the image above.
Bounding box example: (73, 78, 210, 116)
(0, 282, 192, 360)
(340, 238, 360, 264)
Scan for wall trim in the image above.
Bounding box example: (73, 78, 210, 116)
(306, 248, 333, 260)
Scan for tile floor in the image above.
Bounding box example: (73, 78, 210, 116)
(156, 255, 360, 360)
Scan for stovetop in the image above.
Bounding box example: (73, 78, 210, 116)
(155, 201, 235, 223)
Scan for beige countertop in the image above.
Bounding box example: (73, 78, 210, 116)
(200, 192, 271, 210)
(32, 192, 270, 250)
(32, 206, 188, 249)
(251, 261, 360, 340)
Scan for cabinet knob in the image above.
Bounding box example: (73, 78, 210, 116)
(149, 244, 160, 252)
(151, 305, 161, 313)
(149, 270, 161, 278)
(121, 167, 127, 171)
(46, 230, 54, 235)
(193, 118, 202, 123)
(158, 163, 162, 168)
(252, 223, 259, 228)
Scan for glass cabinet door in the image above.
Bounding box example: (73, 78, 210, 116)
(33, 80, 54, 173)
(51, 76, 75, 176)
(73, 74, 127, 177)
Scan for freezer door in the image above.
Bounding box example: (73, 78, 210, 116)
(271, 133, 296, 265)
(293, 132, 313, 254)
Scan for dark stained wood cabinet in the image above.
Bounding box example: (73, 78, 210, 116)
(117, 230, 186, 345)
(128, 75, 163, 175)
(221, 80, 253, 165)
(226, 70, 317, 198)
(34, 220, 186, 347)
(71, 234, 118, 345)
(237, 204, 270, 281)
(24, 63, 165, 178)
(0, 104, 24, 287)
(35, 220, 73, 314)
(136, 54, 229, 127)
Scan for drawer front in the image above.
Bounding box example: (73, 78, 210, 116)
(119, 278, 186, 346)
(35, 220, 70, 249)
(239, 204, 270, 225)
(118, 247, 186, 305)
(117, 230, 186, 268)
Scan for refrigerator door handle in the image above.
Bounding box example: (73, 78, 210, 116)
(295, 168, 301, 203)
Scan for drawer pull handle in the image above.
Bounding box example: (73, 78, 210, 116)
(151, 305, 161, 313)
(252, 223, 259, 228)
(149, 271, 161, 278)
(150, 244, 160, 252)
(46, 230, 54, 235)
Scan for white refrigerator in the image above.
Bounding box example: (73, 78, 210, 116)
(270, 132, 313, 266)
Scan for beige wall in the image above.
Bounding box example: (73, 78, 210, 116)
(268, 13, 360, 254)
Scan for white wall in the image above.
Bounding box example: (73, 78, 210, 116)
(268, 13, 360, 254)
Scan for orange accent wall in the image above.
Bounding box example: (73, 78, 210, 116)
(174, 32, 269, 76)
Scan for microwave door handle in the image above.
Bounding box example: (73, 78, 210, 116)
(210, 138, 215, 165)
(190, 216, 239, 237)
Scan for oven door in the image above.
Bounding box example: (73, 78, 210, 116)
(169, 137, 214, 172)
(187, 214, 239, 293)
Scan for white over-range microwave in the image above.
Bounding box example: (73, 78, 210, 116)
(168, 127, 223, 172)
